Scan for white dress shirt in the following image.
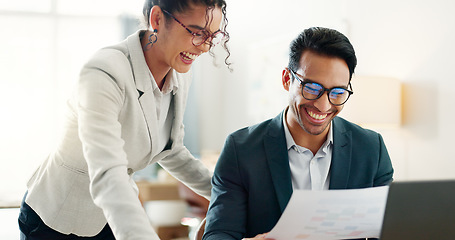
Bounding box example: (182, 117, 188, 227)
(149, 69, 177, 157)
(283, 111, 333, 190)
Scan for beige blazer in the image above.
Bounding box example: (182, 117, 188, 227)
(25, 30, 212, 240)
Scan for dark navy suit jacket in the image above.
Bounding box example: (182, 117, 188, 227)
(203, 111, 394, 240)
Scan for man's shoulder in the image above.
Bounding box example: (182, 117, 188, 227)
(228, 113, 283, 143)
(231, 118, 274, 137)
(333, 116, 380, 139)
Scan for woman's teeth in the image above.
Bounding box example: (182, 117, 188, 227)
(308, 110, 327, 120)
(182, 51, 197, 61)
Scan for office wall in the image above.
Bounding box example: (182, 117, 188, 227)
(192, 0, 455, 180)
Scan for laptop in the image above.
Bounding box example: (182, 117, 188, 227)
(380, 179, 455, 240)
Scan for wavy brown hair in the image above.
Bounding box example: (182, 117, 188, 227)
(143, 0, 231, 69)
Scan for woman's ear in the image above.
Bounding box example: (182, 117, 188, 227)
(149, 5, 163, 31)
(282, 68, 291, 91)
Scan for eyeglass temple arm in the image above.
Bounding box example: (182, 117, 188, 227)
(162, 9, 194, 35)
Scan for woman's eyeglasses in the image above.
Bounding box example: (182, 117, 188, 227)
(162, 9, 225, 48)
(290, 70, 353, 106)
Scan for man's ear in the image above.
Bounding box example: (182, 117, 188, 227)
(282, 68, 291, 91)
(149, 5, 163, 31)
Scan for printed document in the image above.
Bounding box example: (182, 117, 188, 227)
(267, 186, 389, 240)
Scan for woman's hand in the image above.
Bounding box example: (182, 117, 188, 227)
(242, 232, 274, 240)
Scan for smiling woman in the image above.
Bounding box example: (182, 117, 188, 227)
(10, 0, 231, 240)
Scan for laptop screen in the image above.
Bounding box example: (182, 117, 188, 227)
(380, 180, 455, 240)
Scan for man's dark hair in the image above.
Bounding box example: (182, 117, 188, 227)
(288, 27, 357, 80)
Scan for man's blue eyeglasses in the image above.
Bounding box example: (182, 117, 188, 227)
(290, 69, 353, 106)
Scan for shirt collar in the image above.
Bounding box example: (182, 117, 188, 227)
(321, 124, 333, 154)
(149, 68, 179, 95)
(283, 110, 297, 151)
(282, 109, 333, 153)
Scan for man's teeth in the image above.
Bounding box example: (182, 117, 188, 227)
(308, 110, 327, 120)
(182, 52, 197, 61)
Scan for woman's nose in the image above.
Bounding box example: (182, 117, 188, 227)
(197, 42, 211, 53)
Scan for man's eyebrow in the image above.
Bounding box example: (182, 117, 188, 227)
(300, 77, 349, 89)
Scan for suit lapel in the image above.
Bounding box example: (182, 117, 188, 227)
(126, 30, 188, 160)
(168, 70, 186, 149)
(138, 90, 159, 155)
(265, 112, 293, 212)
(329, 117, 352, 189)
(168, 89, 181, 149)
(127, 31, 159, 155)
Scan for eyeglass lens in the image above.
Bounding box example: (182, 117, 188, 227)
(302, 82, 350, 105)
(192, 31, 225, 46)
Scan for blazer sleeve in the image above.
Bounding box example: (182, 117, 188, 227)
(373, 133, 394, 186)
(157, 70, 212, 199)
(78, 49, 159, 240)
(158, 145, 212, 199)
(203, 134, 248, 240)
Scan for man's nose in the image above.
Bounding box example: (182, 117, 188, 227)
(313, 92, 332, 112)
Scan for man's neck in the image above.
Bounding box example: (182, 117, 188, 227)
(285, 110, 329, 155)
(295, 128, 328, 155)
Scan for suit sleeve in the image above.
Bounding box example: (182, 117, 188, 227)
(158, 145, 212, 199)
(373, 133, 394, 186)
(203, 134, 248, 240)
(78, 50, 159, 240)
(157, 71, 212, 199)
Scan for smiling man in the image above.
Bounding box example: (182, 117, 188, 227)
(203, 27, 394, 240)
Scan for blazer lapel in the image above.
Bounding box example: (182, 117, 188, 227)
(265, 112, 293, 212)
(329, 117, 352, 189)
(127, 31, 159, 154)
(168, 70, 186, 149)
(138, 90, 159, 155)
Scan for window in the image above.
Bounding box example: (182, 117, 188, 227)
(0, 0, 142, 207)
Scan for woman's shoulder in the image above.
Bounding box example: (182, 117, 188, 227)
(85, 44, 129, 69)
(81, 42, 133, 85)
(77, 41, 134, 93)
(83, 30, 143, 73)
